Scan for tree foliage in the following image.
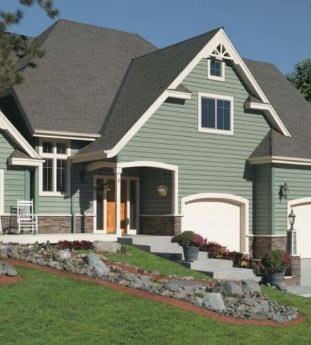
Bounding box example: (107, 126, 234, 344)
(287, 59, 311, 102)
(0, 0, 58, 85)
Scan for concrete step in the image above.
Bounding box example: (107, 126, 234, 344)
(118, 235, 173, 246)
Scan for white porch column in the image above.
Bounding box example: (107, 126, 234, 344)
(172, 168, 178, 215)
(114, 166, 123, 236)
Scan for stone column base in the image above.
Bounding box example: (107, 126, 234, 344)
(249, 236, 287, 259)
(140, 215, 182, 236)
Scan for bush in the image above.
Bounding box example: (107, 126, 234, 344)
(261, 250, 291, 273)
(201, 241, 231, 259)
(55, 240, 92, 250)
(171, 231, 205, 247)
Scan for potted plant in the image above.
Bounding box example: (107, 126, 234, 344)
(171, 231, 205, 262)
(261, 249, 291, 286)
(156, 184, 168, 197)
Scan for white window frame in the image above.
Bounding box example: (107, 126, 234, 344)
(198, 92, 234, 135)
(39, 139, 71, 196)
(207, 59, 225, 81)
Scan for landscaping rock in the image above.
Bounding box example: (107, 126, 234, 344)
(0, 244, 8, 258)
(83, 253, 109, 278)
(222, 281, 243, 297)
(242, 280, 261, 294)
(92, 241, 122, 253)
(48, 260, 63, 270)
(202, 293, 226, 312)
(0, 261, 7, 275)
(6, 264, 17, 277)
(56, 250, 71, 262)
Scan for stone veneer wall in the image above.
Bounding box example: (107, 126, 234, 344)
(249, 236, 287, 259)
(1, 215, 94, 234)
(140, 216, 182, 236)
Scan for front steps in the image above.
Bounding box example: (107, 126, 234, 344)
(118, 235, 260, 281)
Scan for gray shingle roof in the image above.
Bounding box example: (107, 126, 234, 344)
(12, 19, 156, 135)
(9, 149, 32, 160)
(245, 59, 311, 159)
(79, 28, 221, 154)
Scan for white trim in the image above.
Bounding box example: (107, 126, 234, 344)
(207, 59, 225, 81)
(36, 213, 95, 217)
(8, 158, 44, 167)
(245, 102, 291, 137)
(198, 92, 234, 135)
(181, 193, 249, 253)
(249, 155, 311, 166)
(118, 161, 178, 215)
(93, 175, 140, 234)
(0, 110, 41, 159)
(33, 130, 100, 141)
(0, 169, 4, 216)
(86, 161, 116, 172)
(39, 139, 71, 196)
(166, 89, 192, 100)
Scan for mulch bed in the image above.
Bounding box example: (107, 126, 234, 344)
(5, 258, 306, 327)
(0, 275, 22, 285)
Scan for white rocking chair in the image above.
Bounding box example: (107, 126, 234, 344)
(17, 200, 38, 235)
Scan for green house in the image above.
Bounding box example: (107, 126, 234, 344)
(0, 20, 310, 260)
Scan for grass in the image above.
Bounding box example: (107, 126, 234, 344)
(0, 266, 310, 345)
(78, 245, 209, 279)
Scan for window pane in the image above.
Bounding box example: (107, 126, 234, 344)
(43, 159, 53, 191)
(57, 143, 66, 154)
(217, 100, 231, 130)
(210, 60, 221, 77)
(43, 142, 53, 153)
(57, 159, 67, 192)
(201, 98, 215, 128)
(130, 180, 137, 229)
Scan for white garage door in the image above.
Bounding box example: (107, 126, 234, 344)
(291, 203, 311, 259)
(182, 198, 241, 252)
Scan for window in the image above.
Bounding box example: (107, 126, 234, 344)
(40, 140, 70, 194)
(207, 59, 225, 81)
(198, 93, 233, 135)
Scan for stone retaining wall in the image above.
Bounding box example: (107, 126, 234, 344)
(140, 215, 182, 236)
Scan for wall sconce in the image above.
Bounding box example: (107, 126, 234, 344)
(280, 182, 289, 200)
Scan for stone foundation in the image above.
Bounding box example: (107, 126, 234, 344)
(1, 215, 94, 234)
(249, 236, 287, 259)
(140, 215, 182, 236)
(285, 256, 301, 286)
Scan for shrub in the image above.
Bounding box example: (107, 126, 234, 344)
(201, 241, 231, 259)
(261, 250, 291, 273)
(55, 240, 92, 251)
(171, 231, 205, 247)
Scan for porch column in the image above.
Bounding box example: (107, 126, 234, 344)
(114, 167, 123, 236)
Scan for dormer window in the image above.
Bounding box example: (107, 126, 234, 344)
(207, 59, 225, 81)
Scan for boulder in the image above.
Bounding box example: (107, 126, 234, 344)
(242, 280, 261, 294)
(92, 241, 122, 253)
(48, 260, 63, 270)
(202, 293, 226, 312)
(6, 264, 17, 277)
(0, 244, 8, 258)
(0, 261, 7, 276)
(55, 250, 71, 262)
(83, 253, 109, 278)
(223, 281, 243, 297)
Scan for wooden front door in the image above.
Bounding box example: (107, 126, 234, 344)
(106, 179, 127, 234)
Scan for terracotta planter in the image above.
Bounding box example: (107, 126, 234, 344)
(183, 246, 199, 262)
(265, 269, 285, 286)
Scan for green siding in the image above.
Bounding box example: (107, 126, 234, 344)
(254, 165, 271, 235)
(118, 59, 271, 234)
(274, 164, 311, 234)
(0, 130, 27, 213)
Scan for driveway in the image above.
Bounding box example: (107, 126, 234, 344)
(287, 259, 311, 297)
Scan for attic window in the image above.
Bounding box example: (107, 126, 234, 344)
(207, 59, 225, 81)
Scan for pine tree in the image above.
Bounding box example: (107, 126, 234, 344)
(0, 0, 58, 85)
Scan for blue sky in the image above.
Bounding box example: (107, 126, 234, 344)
(2, 0, 311, 73)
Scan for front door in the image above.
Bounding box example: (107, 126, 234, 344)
(106, 179, 127, 234)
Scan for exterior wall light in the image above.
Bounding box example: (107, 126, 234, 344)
(280, 182, 289, 200)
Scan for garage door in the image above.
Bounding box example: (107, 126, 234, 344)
(182, 197, 242, 252)
(291, 203, 311, 259)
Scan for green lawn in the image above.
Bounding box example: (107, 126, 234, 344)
(79, 245, 209, 279)
(0, 251, 310, 345)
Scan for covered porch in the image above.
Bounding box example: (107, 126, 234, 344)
(84, 161, 179, 236)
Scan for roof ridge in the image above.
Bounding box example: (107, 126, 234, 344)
(132, 27, 222, 61)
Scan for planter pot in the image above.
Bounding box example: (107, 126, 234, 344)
(265, 269, 285, 286)
(157, 188, 167, 197)
(183, 246, 199, 262)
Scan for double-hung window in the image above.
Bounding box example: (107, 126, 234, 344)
(40, 140, 70, 195)
(207, 59, 225, 81)
(198, 93, 233, 135)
